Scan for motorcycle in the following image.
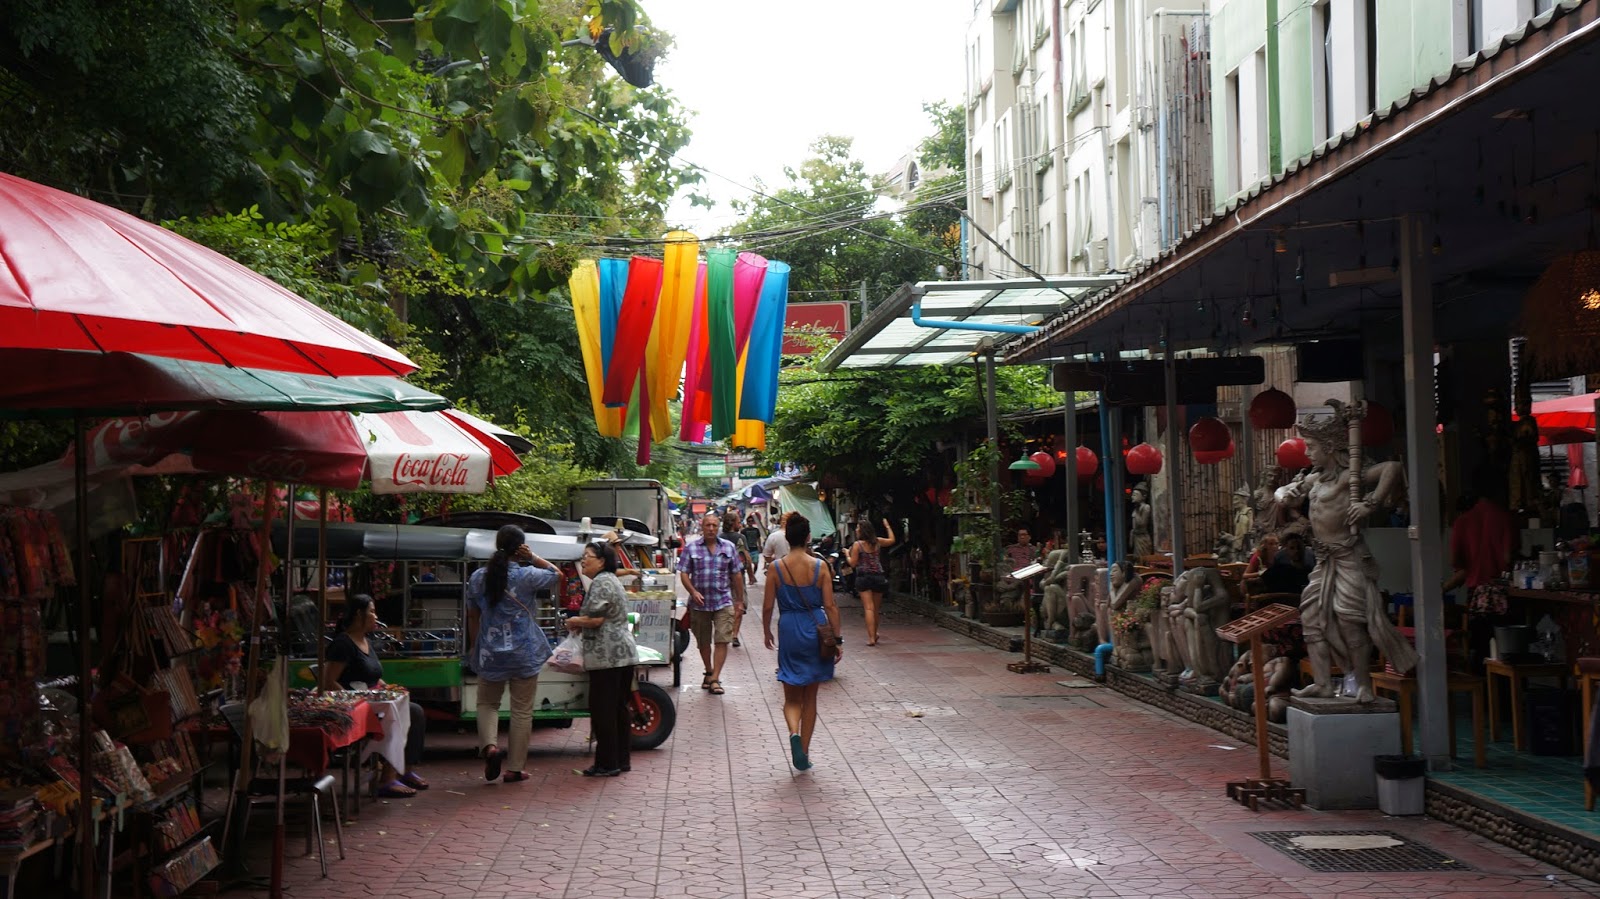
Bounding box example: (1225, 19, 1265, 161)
(824, 550, 853, 597)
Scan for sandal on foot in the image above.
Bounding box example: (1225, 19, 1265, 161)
(708, 680, 725, 695)
(399, 771, 429, 790)
(580, 766, 620, 777)
(484, 746, 503, 782)
(502, 770, 529, 783)
(701, 674, 714, 690)
(374, 780, 417, 799)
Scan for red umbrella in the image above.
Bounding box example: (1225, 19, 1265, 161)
(0, 172, 415, 379)
(1, 409, 524, 495)
(1531, 393, 1600, 430)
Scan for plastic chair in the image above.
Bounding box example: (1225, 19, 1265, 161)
(220, 702, 346, 877)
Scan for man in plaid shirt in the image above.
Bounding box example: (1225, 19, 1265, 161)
(678, 511, 745, 695)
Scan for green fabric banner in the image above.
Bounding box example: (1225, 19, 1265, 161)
(705, 248, 738, 439)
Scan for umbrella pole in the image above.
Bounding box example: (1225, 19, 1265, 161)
(317, 490, 328, 693)
(73, 415, 96, 899)
(221, 480, 275, 885)
(272, 486, 296, 899)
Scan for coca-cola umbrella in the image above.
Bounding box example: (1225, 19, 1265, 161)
(0, 408, 525, 494)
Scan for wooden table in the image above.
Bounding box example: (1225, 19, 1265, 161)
(1369, 670, 1488, 768)
(1484, 658, 1570, 751)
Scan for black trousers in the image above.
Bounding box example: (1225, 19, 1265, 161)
(588, 666, 633, 771)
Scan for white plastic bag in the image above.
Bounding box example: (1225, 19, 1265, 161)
(248, 657, 290, 752)
(547, 633, 586, 674)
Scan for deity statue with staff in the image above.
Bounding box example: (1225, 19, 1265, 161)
(1274, 398, 1417, 702)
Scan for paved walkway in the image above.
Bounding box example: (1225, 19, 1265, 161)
(243, 579, 1600, 898)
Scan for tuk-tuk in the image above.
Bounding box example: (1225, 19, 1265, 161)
(273, 520, 676, 750)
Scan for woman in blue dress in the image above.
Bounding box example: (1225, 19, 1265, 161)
(761, 513, 842, 770)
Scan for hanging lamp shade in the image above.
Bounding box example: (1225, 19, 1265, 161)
(1362, 401, 1395, 447)
(1249, 388, 1297, 429)
(1074, 446, 1099, 482)
(1126, 443, 1163, 476)
(1029, 451, 1057, 478)
(1520, 249, 1600, 380)
(1194, 441, 1236, 465)
(1009, 450, 1042, 471)
(1276, 437, 1311, 470)
(1188, 416, 1231, 454)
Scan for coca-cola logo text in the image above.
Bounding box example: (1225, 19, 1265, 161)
(392, 453, 473, 487)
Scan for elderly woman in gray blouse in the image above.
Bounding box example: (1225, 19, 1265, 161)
(565, 541, 640, 777)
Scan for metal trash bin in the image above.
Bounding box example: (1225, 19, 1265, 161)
(1374, 754, 1427, 815)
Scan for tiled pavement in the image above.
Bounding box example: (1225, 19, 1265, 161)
(239, 582, 1600, 899)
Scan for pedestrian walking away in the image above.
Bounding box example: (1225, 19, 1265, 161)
(848, 517, 896, 646)
(762, 512, 841, 771)
(679, 511, 745, 694)
(723, 509, 758, 645)
(565, 541, 641, 777)
(466, 525, 558, 783)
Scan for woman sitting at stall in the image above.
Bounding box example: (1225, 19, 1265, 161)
(321, 593, 430, 798)
(1242, 533, 1280, 593)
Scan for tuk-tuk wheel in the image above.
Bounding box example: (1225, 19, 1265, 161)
(629, 680, 676, 750)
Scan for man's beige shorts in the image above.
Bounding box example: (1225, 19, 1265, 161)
(689, 607, 737, 644)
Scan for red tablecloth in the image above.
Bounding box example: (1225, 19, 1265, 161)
(285, 700, 380, 775)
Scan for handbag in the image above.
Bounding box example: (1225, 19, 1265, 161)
(814, 609, 839, 656)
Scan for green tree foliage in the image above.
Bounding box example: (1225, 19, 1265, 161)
(901, 100, 965, 272)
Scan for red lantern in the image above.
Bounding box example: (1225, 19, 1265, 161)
(1195, 441, 1236, 465)
(1362, 401, 1394, 447)
(1029, 451, 1057, 478)
(1126, 443, 1164, 476)
(1075, 446, 1099, 482)
(1249, 388, 1297, 429)
(1276, 437, 1311, 470)
(1188, 416, 1231, 454)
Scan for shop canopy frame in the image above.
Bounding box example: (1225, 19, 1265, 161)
(816, 277, 1122, 373)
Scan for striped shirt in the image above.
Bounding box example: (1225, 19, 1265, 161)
(679, 536, 742, 611)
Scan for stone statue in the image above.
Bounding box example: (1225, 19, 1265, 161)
(1108, 561, 1152, 670)
(1154, 576, 1188, 677)
(1230, 486, 1254, 548)
(1275, 399, 1416, 703)
(1251, 464, 1300, 545)
(1220, 648, 1294, 723)
(1169, 566, 1234, 687)
(1128, 482, 1154, 559)
(1064, 563, 1100, 650)
(1038, 548, 1074, 636)
(1091, 565, 1111, 644)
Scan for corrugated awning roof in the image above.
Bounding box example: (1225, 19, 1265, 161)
(818, 277, 1123, 372)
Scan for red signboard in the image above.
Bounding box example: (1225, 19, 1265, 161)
(783, 302, 850, 355)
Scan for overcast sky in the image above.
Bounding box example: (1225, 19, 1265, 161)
(642, 0, 972, 236)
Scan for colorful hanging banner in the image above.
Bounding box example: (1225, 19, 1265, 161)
(650, 232, 699, 443)
(602, 256, 664, 406)
(569, 261, 622, 437)
(705, 248, 739, 439)
(740, 260, 789, 422)
(678, 263, 710, 442)
(597, 257, 628, 382)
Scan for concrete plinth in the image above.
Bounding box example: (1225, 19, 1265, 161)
(1287, 696, 1400, 810)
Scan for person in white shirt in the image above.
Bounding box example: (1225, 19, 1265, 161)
(762, 512, 792, 573)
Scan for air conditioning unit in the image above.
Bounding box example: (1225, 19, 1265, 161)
(1088, 239, 1109, 273)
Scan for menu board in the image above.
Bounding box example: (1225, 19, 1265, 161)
(627, 591, 676, 660)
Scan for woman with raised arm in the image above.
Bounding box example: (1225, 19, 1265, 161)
(847, 517, 896, 646)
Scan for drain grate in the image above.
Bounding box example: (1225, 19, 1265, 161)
(1250, 830, 1472, 873)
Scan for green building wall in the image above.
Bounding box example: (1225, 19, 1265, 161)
(1211, 0, 1463, 210)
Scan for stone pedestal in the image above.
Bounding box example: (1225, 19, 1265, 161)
(1287, 696, 1400, 810)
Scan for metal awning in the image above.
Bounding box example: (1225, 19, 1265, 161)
(817, 277, 1123, 372)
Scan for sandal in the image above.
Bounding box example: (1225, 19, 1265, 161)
(484, 746, 503, 782)
(701, 674, 714, 691)
(374, 779, 417, 799)
(708, 680, 725, 695)
(502, 770, 529, 783)
(399, 771, 429, 790)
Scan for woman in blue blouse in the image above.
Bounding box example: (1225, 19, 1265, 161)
(467, 525, 558, 783)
